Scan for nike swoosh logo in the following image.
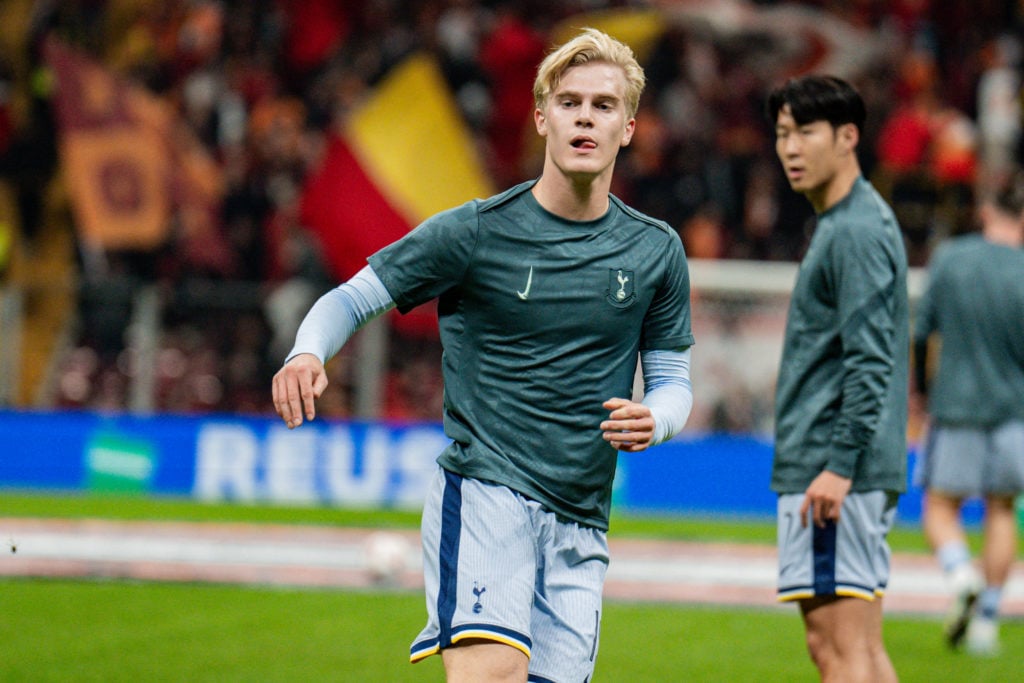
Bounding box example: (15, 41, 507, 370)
(516, 266, 533, 300)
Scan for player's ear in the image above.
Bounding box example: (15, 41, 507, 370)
(620, 117, 636, 147)
(535, 107, 548, 136)
(837, 122, 858, 154)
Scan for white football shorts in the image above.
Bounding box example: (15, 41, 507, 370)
(915, 421, 1024, 496)
(777, 490, 897, 602)
(410, 466, 609, 683)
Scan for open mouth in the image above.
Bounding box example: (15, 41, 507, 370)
(571, 137, 597, 150)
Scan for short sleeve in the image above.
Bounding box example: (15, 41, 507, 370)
(640, 229, 695, 351)
(367, 201, 480, 313)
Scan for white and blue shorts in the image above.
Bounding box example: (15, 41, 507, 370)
(777, 490, 898, 603)
(410, 466, 609, 683)
(915, 421, 1024, 497)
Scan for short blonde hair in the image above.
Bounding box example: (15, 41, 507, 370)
(533, 28, 646, 119)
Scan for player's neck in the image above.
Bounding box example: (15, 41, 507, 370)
(808, 161, 861, 214)
(984, 222, 1024, 247)
(532, 169, 611, 221)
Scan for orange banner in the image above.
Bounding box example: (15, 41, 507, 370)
(46, 40, 223, 254)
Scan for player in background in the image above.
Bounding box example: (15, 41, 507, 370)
(912, 173, 1024, 655)
(273, 28, 695, 683)
(767, 75, 909, 683)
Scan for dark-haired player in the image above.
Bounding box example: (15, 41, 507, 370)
(768, 75, 909, 682)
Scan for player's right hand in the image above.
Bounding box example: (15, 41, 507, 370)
(799, 470, 851, 529)
(272, 353, 328, 429)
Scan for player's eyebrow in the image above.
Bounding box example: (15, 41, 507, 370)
(554, 88, 622, 105)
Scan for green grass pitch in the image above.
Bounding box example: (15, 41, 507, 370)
(0, 492, 1018, 681)
(0, 579, 1020, 682)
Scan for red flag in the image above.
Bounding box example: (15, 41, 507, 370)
(299, 135, 409, 281)
(299, 54, 495, 337)
(300, 135, 438, 336)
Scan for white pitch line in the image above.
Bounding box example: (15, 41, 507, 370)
(7, 531, 370, 569)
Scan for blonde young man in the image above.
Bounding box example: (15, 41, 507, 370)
(273, 29, 694, 682)
(767, 76, 909, 682)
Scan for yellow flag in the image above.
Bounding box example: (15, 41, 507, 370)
(346, 54, 494, 224)
(550, 8, 666, 65)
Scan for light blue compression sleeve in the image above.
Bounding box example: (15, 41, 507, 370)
(285, 265, 395, 364)
(640, 346, 694, 445)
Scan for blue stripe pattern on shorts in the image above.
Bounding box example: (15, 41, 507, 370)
(438, 469, 463, 648)
(812, 519, 837, 595)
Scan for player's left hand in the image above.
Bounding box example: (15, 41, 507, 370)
(601, 398, 655, 452)
(799, 470, 852, 528)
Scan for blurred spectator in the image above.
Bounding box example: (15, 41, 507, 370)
(380, 330, 444, 422)
(737, 158, 782, 260)
(279, 0, 352, 81)
(680, 206, 726, 260)
(0, 58, 14, 159)
(0, 38, 58, 247)
(876, 51, 939, 181)
(477, 4, 548, 185)
(874, 48, 978, 264)
(976, 34, 1022, 189)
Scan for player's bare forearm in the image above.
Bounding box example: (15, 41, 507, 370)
(799, 470, 853, 528)
(601, 397, 655, 452)
(272, 353, 328, 429)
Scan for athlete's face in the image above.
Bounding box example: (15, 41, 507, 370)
(774, 104, 855, 205)
(535, 62, 635, 181)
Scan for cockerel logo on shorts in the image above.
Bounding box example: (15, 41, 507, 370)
(472, 582, 486, 614)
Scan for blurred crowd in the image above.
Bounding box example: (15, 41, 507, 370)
(0, 0, 1022, 427)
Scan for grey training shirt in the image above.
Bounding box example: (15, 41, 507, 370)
(914, 234, 1024, 426)
(369, 180, 694, 529)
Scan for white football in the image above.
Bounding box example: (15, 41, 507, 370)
(364, 531, 411, 583)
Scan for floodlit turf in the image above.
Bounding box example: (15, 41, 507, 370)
(0, 578, 1019, 682)
(0, 491, 426, 529)
(0, 490, 1013, 682)
(0, 491, 946, 552)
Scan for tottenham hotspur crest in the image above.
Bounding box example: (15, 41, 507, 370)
(606, 268, 635, 306)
